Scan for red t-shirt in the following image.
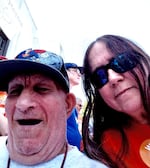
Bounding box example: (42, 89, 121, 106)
(102, 122, 150, 167)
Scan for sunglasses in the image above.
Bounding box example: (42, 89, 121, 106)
(68, 68, 81, 74)
(91, 52, 139, 89)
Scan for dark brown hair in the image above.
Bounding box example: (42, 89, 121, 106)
(82, 34, 150, 168)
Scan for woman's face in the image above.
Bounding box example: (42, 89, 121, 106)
(88, 41, 146, 123)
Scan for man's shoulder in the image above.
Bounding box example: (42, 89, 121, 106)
(0, 136, 8, 151)
(0, 136, 7, 145)
(66, 147, 108, 168)
(0, 136, 9, 167)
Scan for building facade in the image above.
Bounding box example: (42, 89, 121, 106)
(0, 0, 40, 58)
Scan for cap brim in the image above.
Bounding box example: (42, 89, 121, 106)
(0, 59, 69, 92)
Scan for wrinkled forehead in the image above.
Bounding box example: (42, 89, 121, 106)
(88, 42, 113, 72)
(13, 73, 50, 79)
(7, 72, 68, 93)
(9, 73, 53, 84)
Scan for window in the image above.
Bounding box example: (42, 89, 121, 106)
(0, 28, 9, 56)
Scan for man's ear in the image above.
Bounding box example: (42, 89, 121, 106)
(65, 93, 76, 118)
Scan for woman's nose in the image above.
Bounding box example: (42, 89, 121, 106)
(108, 69, 124, 87)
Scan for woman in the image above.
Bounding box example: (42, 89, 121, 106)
(82, 34, 150, 168)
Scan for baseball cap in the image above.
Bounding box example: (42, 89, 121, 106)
(0, 49, 69, 92)
(64, 63, 84, 74)
(0, 55, 7, 60)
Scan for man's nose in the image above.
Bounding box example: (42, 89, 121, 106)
(16, 90, 36, 112)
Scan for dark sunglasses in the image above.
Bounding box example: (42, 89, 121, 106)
(91, 52, 139, 89)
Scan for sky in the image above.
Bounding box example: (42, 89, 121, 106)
(25, 0, 150, 66)
(25, 0, 150, 100)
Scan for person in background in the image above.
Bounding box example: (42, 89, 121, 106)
(82, 34, 150, 168)
(0, 113, 8, 136)
(65, 63, 83, 151)
(75, 97, 83, 114)
(75, 97, 83, 134)
(0, 49, 108, 168)
(0, 56, 8, 136)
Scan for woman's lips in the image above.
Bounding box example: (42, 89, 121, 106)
(115, 87, 132, 98)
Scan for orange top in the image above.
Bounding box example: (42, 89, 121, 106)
(0, 91, 7, 115)
(102, 122, 150, 168)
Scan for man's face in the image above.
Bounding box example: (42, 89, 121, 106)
(5, 74, 73, 164)
(67, 68, 81, 87)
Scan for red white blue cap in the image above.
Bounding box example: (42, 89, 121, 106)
(0, 49, 69, 92)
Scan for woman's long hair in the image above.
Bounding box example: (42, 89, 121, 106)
(82, 34, 150, 168)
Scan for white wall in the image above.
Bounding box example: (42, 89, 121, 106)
(0, 0, 40, 58)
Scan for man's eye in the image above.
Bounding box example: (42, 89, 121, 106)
(34, 87, 50, 93)
(8, 88, 22, 96)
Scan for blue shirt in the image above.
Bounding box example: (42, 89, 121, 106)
(67, 108, 82, 150)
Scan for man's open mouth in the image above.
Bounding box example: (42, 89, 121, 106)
(17, 119, 42, 125)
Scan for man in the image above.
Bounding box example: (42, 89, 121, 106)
(0, 49, 108, 168)
(0, 112, 8, 136)
(0, 56, 8, 136)
(64, 63, 83, 151)
(75, 97, 83, 134)
(75, 97, 83, 114)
